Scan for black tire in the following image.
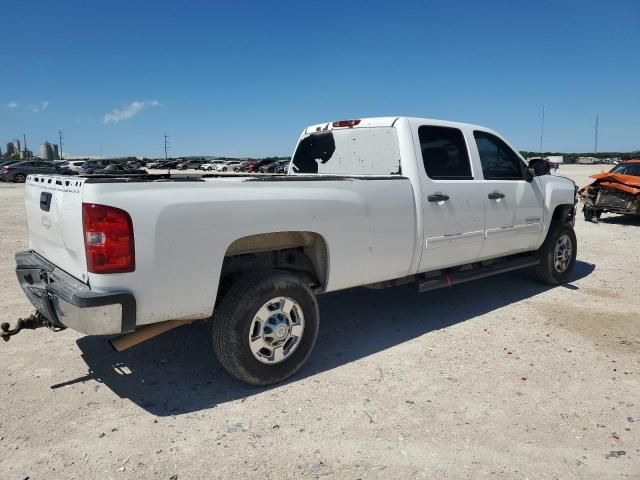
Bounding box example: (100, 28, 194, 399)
(14, 173, 26, 183)
(583, 206, 601, 222)
(211, 270, 319, 386)
(534, 221, 577, 285)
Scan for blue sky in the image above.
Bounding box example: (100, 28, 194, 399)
(1, 0, 639, 158)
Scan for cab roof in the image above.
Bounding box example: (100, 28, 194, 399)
(303, 116, 494, 134)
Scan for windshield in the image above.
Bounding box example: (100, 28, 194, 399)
(291, 127, 401, 175)
(611, 162, 640, 176)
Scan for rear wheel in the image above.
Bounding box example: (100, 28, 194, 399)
(535, 222, 577, 284)
(211, 270, 319, 386)
(14, 173, 26, 183)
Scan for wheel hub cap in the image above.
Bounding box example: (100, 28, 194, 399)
(249, 297, 305, 364)
(553, 234, 573, 273)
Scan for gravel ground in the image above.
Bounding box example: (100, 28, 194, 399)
(0, 165, 638, 479)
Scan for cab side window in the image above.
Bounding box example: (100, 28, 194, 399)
(473, 131, 525, 180)
(418, 126, 473, 180)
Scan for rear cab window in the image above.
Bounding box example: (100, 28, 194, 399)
(418, 126, 473, 180)
(291, 127, 401, 175)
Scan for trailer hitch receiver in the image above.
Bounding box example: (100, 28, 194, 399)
(1, 312, 64, 341)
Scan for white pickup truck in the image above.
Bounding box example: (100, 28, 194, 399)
(7, 117, 578, 386)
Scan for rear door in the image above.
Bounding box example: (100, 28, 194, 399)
(416, 125, 485, 272)
(472, 131, 544, 259)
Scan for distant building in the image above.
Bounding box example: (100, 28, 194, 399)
(52, 144, 59, 159)
(527, 155, 563, 164)
(576, 156, 599, 164)
(40, 141, 59, 161)
(600, 157, 620, 164)
(546, 155, 563, 164)
(6, 139, 21, 157)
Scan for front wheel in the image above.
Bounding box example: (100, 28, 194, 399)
(211, 270, 319, 386)
(14, 174, 26, 183)
(534, 222, 577, 284)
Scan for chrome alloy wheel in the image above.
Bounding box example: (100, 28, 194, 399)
(554, 234, 573, 273)
(248, 297, 305, 364)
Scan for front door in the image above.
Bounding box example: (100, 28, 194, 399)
(417, 125, 485, 272)
(472, 131, 544, 259)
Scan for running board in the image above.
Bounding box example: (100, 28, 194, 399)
(417, 255, 540, 293)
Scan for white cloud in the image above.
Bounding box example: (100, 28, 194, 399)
(103, 100, 160, 124)
(6, 101, 18, 108)
(30, 101, 49, 112)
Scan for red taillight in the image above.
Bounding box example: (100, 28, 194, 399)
(82, 203, 135, 274)
(332, 119, 361, 128)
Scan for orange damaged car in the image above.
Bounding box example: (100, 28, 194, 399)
(578, 159, 640, 221)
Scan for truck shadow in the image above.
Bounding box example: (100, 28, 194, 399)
(67, 261, 595, 416)
(596, 215, 640, 226)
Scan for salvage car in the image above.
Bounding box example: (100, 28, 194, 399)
(176, 159, 205, 170)
(259, 159, 290, 173)
(244, 159, 274, 173)
(234, 160, 255, 172)
(5, 117, 578, 386)
(201, 161, 225, 171)
(578, 159, 640, 221)
(216, 161, 242, 172)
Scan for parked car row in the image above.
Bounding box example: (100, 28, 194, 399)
(0, 157, 292, 182)
(0, 160, 76, 182)
(146, 158, 291, 173)
(79, 160, 146, 175)
(0, 159, 147, 182)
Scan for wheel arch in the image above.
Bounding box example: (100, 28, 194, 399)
(221, 231, 330, 291)
(551, 203, 575, 224)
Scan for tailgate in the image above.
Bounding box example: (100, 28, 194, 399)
(24, 175, 88, 282)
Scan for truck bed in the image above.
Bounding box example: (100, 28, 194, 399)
(25, 172, 418, 327)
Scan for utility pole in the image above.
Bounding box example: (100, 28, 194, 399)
(594, 114, 599, 154)
(163, 133, 169, 161)
(164, 133, 171, 174)
(22, 134, 28, 159)
(58, 130, 64, 160)
(539, 106, 545, 158)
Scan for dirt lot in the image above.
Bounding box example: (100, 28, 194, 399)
(0, 165, 638, 479)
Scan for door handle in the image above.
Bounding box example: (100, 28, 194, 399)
(487, 192, 505, 200)
(427, 194, 450, 202)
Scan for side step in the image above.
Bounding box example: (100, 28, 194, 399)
(417, 255, 540, 293)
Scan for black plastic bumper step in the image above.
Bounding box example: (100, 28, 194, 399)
(417, 255, 540, 293)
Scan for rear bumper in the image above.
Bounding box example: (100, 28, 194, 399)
(15, 251, 136, 335)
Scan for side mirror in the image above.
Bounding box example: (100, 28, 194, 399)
(528, 158, 551, 177)
(524, 168, 534, 182)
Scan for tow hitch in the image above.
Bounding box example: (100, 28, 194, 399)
(1, 312, 65, 341)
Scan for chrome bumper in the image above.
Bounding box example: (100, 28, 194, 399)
(15, 251, 136, 335)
